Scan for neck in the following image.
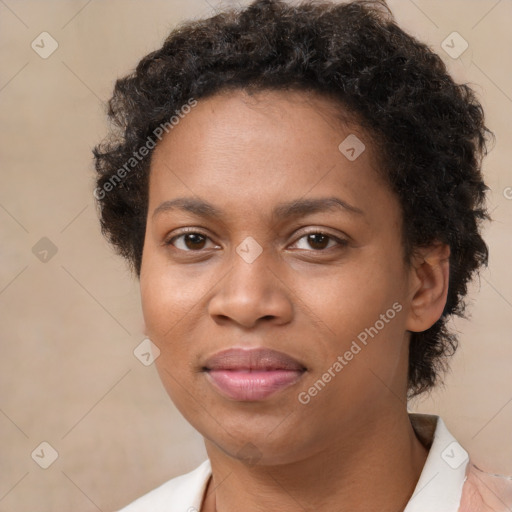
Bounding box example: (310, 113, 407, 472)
(201, 409, 429, 512)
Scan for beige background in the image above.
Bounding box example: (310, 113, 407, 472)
(0, 0, 511, 510)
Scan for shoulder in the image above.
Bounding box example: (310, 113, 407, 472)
(459, 462, 512, 512)
(406, 413, 512, 512)
(115, 459, 212, 512)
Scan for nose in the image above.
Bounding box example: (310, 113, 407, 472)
(207, 249, 293, 329)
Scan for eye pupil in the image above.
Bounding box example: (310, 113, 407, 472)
(185, 233, 206, 250)
(308, 233, 329, 250)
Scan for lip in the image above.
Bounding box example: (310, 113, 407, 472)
(203, 347, 306, 401)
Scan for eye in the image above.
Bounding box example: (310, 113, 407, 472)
(165, 229, 347, 253)
(290, 231, 347, 251)
(165, 231, 219, 251)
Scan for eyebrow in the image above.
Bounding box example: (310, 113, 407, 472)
(152, 196, 364, 221)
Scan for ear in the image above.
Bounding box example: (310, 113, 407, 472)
(405, 242, 450, 332)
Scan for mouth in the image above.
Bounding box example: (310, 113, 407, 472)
(203, 347, 307, 401)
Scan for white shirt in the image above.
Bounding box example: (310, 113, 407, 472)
(117, 413, 510, 512)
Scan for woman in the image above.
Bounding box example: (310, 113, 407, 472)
(93, 0, 511, 510)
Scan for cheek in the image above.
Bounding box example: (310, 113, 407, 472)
(140, 264, 204, 408)
(310, 260, 400, 325)
(140, 255, 205, 336)
(299, 255, 408, 371)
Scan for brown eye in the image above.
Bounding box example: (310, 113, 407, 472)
(291, 231, 347, 251)
(167, 232, 215, 251)
(306, 233, 330, 250)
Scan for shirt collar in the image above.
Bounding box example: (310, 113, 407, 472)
(404, 413, 469, 512)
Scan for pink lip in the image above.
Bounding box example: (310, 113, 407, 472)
(203, 348, 306, 401)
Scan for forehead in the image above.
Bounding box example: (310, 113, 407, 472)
(147, 88, 393, 224)
(151, 88, 381, 165)
(150, 89, 381, 167)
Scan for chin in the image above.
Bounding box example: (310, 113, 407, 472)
(202, 419, 312, 467)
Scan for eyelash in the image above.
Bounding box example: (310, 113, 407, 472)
(164, 228, 348, 253)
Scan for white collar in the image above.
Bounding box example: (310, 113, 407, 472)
(404, 413, 468, 512)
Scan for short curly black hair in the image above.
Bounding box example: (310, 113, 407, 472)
(93, 0, 493, 398)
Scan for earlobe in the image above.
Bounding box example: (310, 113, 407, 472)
(405, 243, 450, 333)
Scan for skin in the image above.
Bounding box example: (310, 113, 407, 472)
(140, 88, 451, 511)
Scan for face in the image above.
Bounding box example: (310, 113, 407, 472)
(140, 89, 418, 465)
